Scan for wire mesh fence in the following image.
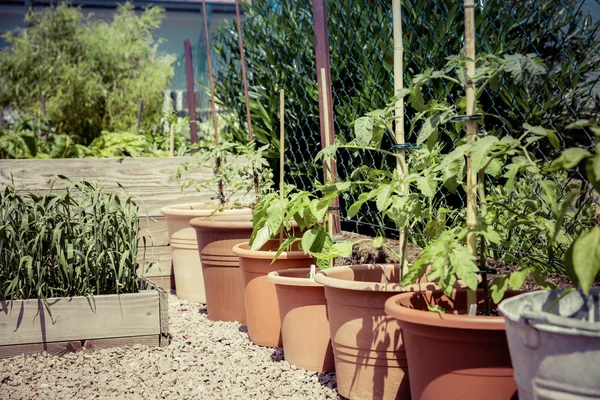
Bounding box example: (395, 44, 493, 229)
(212, 0, 600, 272)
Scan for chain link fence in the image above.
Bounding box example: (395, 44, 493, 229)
(212, 0, 600, 272)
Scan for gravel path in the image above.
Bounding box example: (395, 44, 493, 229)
(0, 295, 339, 400)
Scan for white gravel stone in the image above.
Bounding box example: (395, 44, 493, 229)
(0, 294, 339, 399)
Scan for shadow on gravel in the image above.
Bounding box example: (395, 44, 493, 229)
(270, 348, 284, 362)
(238, 325, 248, 333)
(199, 307, 208, 315)
(318, 372, 342, 398)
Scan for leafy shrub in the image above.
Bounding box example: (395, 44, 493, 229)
(0, 179, 141, 301)
(0, 2, 174, 145)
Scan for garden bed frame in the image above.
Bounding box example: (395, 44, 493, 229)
(0, 278, 169, 359)
(0, 156, 214, 291)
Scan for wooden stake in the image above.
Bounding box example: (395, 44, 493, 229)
(320, 68, 335, 240)
(279, 89, 285, 243)
(169, 123, 175, 158)
(183, 39, 199, 147)
(235, 0, 253, 142)
(464, 0, 478, 309)
(202, 0, 224, 203)
(392, 0, 408, 278)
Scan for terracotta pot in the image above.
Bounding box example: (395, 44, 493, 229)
(233, 241, 313, 347)
(267, 268, 334, 372)
(384, 289, 519, 400)
(160, 203, 250, 302)
(190, 212, 253, 323)
(314, 264, 437, 400)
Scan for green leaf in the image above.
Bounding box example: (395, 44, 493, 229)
(415, 175, 436, 198)
(427, 304, 445, 314)
(508, 269, 529, 290)
(470, 136, 499, 173)
(271, 237, 301, 263)
(450, 246, 478, 291)
(354, 116, 374, 147)
(490, 276, 508, 304)
(416, 114, 441, 145)
(250, 225, 271, 251)
(372, 236, 385, 248)
(376, 184, 392, 212)
(565, 227, 600, 295)
(550, 148, 592, 170)
(301, 229, 327, 253)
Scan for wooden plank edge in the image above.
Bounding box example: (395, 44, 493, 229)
(0, 340, 82, 359)
(139, 277, 171, 347)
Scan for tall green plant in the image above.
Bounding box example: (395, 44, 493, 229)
(0, 178, 142, 301)
(0, 2, 174, 144)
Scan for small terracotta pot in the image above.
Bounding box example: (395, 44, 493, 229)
(190, 212, 253, 323)
(160, 203, 250, 302)
(314, 264, 437, 400)
(384, 289, 519, 400)
(233, 241, 313, 347)
(267, 268, 334, 372)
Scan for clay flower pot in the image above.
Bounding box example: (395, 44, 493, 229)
(233, 241, 313, 347)
(267, 268, 334, 372)
(160, 203, 250, 302)
(314, 264, 436, 400)
(384, 289, 519, 400)
(190, 212, 253, 323)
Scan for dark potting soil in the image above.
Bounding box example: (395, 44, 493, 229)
(333, 231, 599, 291)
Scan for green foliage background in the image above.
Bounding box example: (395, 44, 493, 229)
(0, 2, 174, 145)
(214, 0, 599, 187)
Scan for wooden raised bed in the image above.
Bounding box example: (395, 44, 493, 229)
(0, 279, 169, 359)
(0, 157, 215, 291)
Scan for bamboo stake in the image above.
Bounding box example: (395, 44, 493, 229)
(392, 0, 408, 279)
(234, 0, 259, 196)
(235, 0, 253, 142)
(464, 0, 478, 309)
(169, 123, 175, 157)
(279, 89, 285, 243)
(320, 69, 335, 239)
(202, 0, 224, 203)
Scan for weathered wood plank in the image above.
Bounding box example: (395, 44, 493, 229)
(0, 291, 160, 346)
(0, 341, 83, 359)
(0, 157, 202, 190)
(83, 335, 160, 351)
(139, 216, 169, 246)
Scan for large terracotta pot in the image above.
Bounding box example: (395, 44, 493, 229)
(160, 203, 250, 302)
(384, 289, 519, 400)
(314, 264, 436, 400)
(233, 241, 313, 347)
(190, 212, 253, 323)
(267, 268, 334, 372)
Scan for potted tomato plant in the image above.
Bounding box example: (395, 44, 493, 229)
(498, 119, 600, 400)
(383, 53, 562, 400)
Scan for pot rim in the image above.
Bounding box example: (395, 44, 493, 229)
(314, 263, 437, 293)
(384, 289, 506, 330)
(189, 216, 253, 230)
(232, 241, 312, 260)
(160, 202, 252, 217)
(267, 268, 323, 287)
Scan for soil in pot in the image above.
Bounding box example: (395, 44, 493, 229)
(233, 241, 313, 348)
(160, 203, 251, 302)
(190, 212, 253, 324)
(385, 289, 520, 400)
(267, 268, 334, 372)
(499, 289, 600, 400)
(314, 264, 436, 400)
